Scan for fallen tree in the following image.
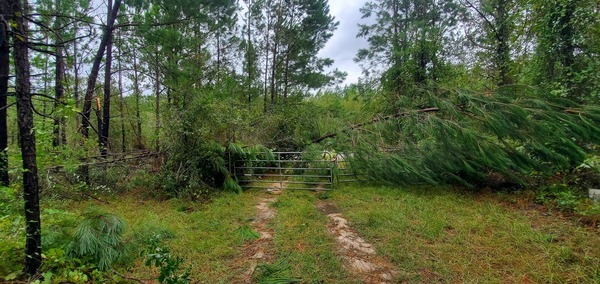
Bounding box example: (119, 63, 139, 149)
(319, 88, 600, 187)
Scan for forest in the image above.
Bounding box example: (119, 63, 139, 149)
(1, 0, 599, 282)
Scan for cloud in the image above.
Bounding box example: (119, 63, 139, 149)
(318, 0, 369, 85)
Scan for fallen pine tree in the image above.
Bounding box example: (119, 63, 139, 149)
(318, 87, 600, 188)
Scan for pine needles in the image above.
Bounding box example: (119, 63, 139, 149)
(346, 87, 600, 187)
(67, 209, 126, 270)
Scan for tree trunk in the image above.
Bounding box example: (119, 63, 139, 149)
(80, 0, 121, 139)
(270, 41, 278, 109)
(559, 0, 575, 98)
(10, 0, 42, 275)
(41, 36, 50, 133)
(100, 0, 114, 157)
(246, 0, 253, 109)
(53, 0, 65, 147)
(0, 12, 9, 186)
(117, 29, 126, 152)
(216, 23, 221, 84)
(270, 2, 281, 109)
(154, 56, 160, 152)
(73, 20, 80, 128)
(495, 0, 511, 86)
(263, 3, 271, 113)
(53, 44, 65, 147)
(283, 53, 289, 101)
(133, 52, 143, 149)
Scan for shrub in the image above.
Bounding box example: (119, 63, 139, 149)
(144, 235, 190, 284)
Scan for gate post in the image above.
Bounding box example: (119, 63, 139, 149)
(278, 152, 283, 190)
(330, 162, 334, 190)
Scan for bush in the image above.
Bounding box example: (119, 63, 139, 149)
(535, 184, 600, 221)
(144, 235, 190, 284)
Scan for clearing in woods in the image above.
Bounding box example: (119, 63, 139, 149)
(35, 183, 600, 283)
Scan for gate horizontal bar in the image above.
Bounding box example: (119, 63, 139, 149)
(236, 160, 333, 163)
(240, 185, 283, 189)
(235, 166, 331, 170)
(240, 185, 332, 191)
(285, 181, 331, 185)
(237, 180, 331, 185)
(240, 173, 332, 178)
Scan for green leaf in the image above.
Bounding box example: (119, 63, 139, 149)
(42, 272, 54, 284)
(5, 271, 19, 281)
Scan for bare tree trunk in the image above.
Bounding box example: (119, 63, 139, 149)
(154, 58, 160, 152)
(79, 0, 120, 183)
(495, 0, 511, 86)
(100, 0, 114, 157)
(53, 44, 65, 146)
(246, 0, 253, 109)
(269, 1, 282, 109)
(80, 0, 121, 139)
(0, 13, 9, 186)
(559, 0, 576, 99)
(10, 0, 42, 275)
(283, 0, 293, 102)
(133, 52, 143, 149)
(42, 36, 49, 132)
(117, 29, 126, 152)
(216, 22, 221, 84)
(73, 20, 80, 128)
(263, 4, 271, 113)
(53, 0, 65, 147)
(270, 43, 277, 108)
(283, 53, 289, 101)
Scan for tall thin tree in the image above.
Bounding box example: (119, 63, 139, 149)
(117, 29, 126, 152)
(53, 0, 66, 147)
(154, 56, 160, 152)
(99, 0, 114, 157)
(0, 13, 10, 186)
(9, 0, 42, 275)
(80, 0, 121, 139)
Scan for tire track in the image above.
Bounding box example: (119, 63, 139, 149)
(317, 200, 396, 284)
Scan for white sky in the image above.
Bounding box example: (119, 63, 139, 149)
(318, 0, 370, 86)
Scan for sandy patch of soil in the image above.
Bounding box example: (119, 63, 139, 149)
(317, 200, 396, 284)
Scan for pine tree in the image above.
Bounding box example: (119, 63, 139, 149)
(0, 8, 9, 186)
(356, 0, 465, 95)
(8, 0, 43, 275)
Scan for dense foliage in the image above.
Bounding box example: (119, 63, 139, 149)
(0, 0, 598, 278)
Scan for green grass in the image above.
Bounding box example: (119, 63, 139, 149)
(266, 190, 354, 284)
(3, 183, 600, 283)
(329, 184, 600, 283)
(44, 190, 263, 283)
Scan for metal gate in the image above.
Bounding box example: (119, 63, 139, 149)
(233, 152, 336, 191)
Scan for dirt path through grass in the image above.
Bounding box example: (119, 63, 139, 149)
(317, 200, 396, 283)
(235, 182, 285, 283)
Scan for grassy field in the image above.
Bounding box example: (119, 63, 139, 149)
(52, 191, 262, 283)
(329, 184, 600, 283)
(2, 184, 600, 283)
